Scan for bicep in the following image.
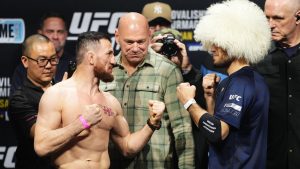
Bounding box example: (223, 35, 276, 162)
(35, 88, 62, 137)
(110, 96, 130, 143)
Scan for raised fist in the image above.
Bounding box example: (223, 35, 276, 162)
(202, 73, 220, 97)
(148, 100, 165, 125)
(81, 104, 103, 127)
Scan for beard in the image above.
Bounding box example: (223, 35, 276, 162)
(214, 57, 233, 68)
(94, 69, 114, 82)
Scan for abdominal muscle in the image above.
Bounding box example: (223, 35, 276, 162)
(54, 126, 112, 169)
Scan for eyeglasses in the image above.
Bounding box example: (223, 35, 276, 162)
(25, 55, 59, 67)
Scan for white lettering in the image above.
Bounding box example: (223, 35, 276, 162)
(90, 12, 110, 32)
(69, 12, 93, 34)
(171, 20, 199, 30)
(0, 147, 5, 160)
(0, 88, 9, 97)
(0, 78, 10, 87)
(229, 94, 242, 101)
(0, 146, 16, 168)
(107, 12, 126, 34)
(4, 147, 16, 168)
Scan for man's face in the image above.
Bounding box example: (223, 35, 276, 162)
(22, 42, 57, 86)
(38, 17, 67, 55)
(93, 39, 115, 82)
(149, 24, 169, 36)
(264, 0, 298, 43)
(210, 44, 231, 67)
(116, 24, 150, 66)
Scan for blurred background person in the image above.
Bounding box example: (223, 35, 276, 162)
(255, 0, 300, 168)
(10, 12, 75, 94)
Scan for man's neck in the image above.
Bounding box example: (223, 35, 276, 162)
(57, 49, 64, 59)
(27, 76, 52, 91)
(120, 55, 140, 76)
(71, 66, 100, 96)
(227, 59, 249, 75)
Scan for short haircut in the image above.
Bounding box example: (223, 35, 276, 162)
(22, 34, 51, 56)
(75, 31, 111, 64)
(39, 12, 67, 30)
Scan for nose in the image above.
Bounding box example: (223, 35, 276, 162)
(155, 25, 162, 32)
(52, 32, 58, 39)
(268, 18, 275, 29)
(44, 60, 53, 68)
(110, 55, 116, 65)
(132, 42, 139, 52)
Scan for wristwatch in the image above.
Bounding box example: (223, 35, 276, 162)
(147, 118, 161, 131)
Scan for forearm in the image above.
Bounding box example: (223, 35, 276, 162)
(204, 95, 215, 115)
(123, 124, 154, 157)
(188, 103, 207, 127)
(35, 117, 86, 156)
(188, 103, 229, 140)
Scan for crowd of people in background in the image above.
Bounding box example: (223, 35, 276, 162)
(7, 0, 300, 169)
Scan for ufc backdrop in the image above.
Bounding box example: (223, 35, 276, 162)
(0, 0, 264, 168)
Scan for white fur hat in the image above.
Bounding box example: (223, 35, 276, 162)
(194, 0, 271, 64)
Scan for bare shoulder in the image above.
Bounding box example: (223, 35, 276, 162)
(42, 79, 74, 102)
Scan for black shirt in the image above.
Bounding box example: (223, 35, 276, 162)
(255, 42, 300, 169)
(8, 77, 54, 169)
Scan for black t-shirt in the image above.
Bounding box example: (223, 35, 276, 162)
(8, 77, 54, 169)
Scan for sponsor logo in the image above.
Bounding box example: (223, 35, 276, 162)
(0, 146, 16, 168)
(0, 77, 10, 122)
(224, 103, 242, 112)
(68, 12, 126, 50)
(229, 94, 242, 101)
(171, 10, 205, 30)
(0, 19, 25, 44)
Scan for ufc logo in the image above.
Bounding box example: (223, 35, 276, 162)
(68, 12, 126, 40)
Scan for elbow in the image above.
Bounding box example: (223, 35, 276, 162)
(34, 142, 51, 157)
(122, 147, 137, 158)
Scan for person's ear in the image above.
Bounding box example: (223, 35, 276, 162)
(296, 10, 300, 23)
(115, 29, 120, 45)
(21, 56, 29, 68)
(87, 51, 95, 65)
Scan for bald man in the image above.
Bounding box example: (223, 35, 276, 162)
(255, 0, 300, 168)
(9, 34, 57, 169)
(100, 12, 194, 169)
(33, 31, 165, 169)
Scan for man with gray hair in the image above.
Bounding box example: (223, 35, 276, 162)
(177, 0, 271, 168)
(255, 0, 300, 168)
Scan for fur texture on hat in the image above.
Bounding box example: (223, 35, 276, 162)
(194, 0, 271, 64)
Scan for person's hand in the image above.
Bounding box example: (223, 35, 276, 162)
(202, 73, 220, 98)
(148, 100, 165, 125)
(176, 83, 196, 104)
(81, 104, 103, 127)
(62, 72, 68, 81)
(173, 39, 192, 71)
(150, 34, 164, 52)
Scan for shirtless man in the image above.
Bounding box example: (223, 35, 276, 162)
(34, 31, 165, 169)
